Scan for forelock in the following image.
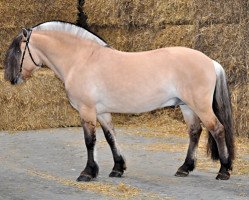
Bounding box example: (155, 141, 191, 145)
(4, 33, 23, 81)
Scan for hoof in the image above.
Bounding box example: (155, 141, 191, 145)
(216, 172, 230, 180)
(109, 170, 123, 178)
(175, 170, 189, 177)
(76, 174, 93, 182)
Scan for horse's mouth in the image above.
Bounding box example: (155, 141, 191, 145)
(11, 75, 24, 85)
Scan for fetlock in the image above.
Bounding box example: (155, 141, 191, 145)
(109, 155, 126, 177)
(77, 161, 99, 182)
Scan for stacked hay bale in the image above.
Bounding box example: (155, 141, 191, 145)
(0, 1, 81, 130)
(84, 0, 248, 136)
(194, 0, 249, 136)
(84, 0, 196, 51)
(0, 0, 77, 67)
(0, 0, 248, 137)
(0, 70, 80, 130)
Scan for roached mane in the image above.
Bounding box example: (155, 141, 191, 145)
(33, 21, 108, 47)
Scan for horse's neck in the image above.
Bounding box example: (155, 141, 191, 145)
(32, 31, 98, 82)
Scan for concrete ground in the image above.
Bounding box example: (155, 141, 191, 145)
(0, 127, 248, 200)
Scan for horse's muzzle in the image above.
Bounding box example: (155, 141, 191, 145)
(11, 75, 24, 85)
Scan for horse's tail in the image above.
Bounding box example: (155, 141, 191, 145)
(207, 60, 235, 162)
(76, 0, 89, 29)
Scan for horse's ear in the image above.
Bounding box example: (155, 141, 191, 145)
(22, 28, 29, 41)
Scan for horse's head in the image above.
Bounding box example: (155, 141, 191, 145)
(4, 28, 42, 85)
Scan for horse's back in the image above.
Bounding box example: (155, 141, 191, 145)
(99, 46, 214, 78)
(97, 46, 216, 95)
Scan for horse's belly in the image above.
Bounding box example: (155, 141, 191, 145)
(160, 98, 183, 107)
(96, 94, 183, 114)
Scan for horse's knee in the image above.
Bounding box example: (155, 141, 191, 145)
(209, 122, 225, 141)
(190, 123, 202, 133)
(180, 105, 202, 140)
(200, 115, 223, 135)
(205, 119, 232, 170)
(189, 123, 202, 142)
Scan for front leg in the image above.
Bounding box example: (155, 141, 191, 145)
(97, 113, 126, 177)
(77, 107, 99, 182)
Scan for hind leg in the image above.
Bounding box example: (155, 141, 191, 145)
(175, 105, 202, 177)
(97, 113, 127, 177)
(198, 111, 232, 180)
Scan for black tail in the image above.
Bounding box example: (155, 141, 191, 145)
(76, 0, 89, 30)
(207, 61, 235, 161)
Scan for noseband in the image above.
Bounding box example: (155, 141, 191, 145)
(19, 29, 42, 73)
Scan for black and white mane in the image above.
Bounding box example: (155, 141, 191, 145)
(33, 21, 108, 46)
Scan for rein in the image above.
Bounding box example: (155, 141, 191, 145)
(20, 29, 41, 72)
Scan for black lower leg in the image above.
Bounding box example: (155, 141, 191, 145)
(175, 125, 201, 177)
(77, 122, 99, 182)
(101, 125, 126, 177)
(216, 158, 232, 180)
(211, 122, 232, 180)
(175, 157, 195, 177)
(215, 137, 232, 180)
(109, 154, 126, 177)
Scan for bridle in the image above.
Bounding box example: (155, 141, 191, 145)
(19, 29, 42, 73)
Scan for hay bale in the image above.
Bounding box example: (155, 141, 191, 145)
(194, 0, 243, 26)
(0, 69, 80, 131)
(84, 0, 195, 28)
(93, 25, 195, 51)
(195, 24, 246, 84)
(188, 22, 249, 137)
(152, 25, 195, 48)
(91, 27, 132, 51)
(0, 0, 77, 68)
(0, 0, 77, 28)
(84, 0, 243, 28)
(231, 84, 249, 137)
(194, 0, 249, 137)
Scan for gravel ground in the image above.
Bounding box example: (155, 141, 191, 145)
(0, 127, 248, 200)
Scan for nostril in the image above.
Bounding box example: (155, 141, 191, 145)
(11, 78, 17, 85)
(11, 75, 20, 85)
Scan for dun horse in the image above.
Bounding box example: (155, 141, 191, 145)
(4, 21, 234, 181)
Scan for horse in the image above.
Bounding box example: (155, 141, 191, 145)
(4, 21, 234, 181)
